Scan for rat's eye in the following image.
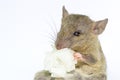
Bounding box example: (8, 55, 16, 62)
(73, 31, 81, 36)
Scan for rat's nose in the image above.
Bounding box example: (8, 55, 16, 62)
(56, 43, 62, 50)
(56, 42, 66, 50)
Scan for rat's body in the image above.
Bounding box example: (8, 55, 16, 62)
(34, 7, 108, 80)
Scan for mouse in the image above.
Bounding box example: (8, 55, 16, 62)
(34, 6, 108, 80)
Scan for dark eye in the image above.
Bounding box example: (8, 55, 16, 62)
(73, 31, 81, 36)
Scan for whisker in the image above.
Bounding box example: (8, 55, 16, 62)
(47, 21, 56, 35)
(48, 40, 54, 44)
(43, 33, 55, 42)
(45, 21, 58, 42)
(44, 17, 59, 45)
(47, 31, 56, 41)
(51, 18, 58, 36)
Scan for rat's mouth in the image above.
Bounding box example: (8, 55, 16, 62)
(55, 43, 78, 52)
(55, 41, 71, 50)
(55, 44, 77, 52)
(56, 44, 72, 50)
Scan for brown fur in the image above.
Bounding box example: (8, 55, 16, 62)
(34, 6, 108, 80)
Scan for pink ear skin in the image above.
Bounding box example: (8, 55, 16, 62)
(92, 18, 108, 35)
(74, 53, 84, 61)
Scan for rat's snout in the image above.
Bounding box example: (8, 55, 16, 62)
(56, 41, 68, 50)
(56, 42, 65, 50)
(55, 39, 71, 50)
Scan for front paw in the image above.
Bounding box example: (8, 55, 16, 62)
(50, 77, 64, 80)
(35, 77, 48, 80)
(65, 71, 82, 80)
(34, 70, 51, 80)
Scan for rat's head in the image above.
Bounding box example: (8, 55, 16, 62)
(55, 6, 108, 52)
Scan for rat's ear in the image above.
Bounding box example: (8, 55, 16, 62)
(92, 18, 108, 35)
(62, 6, 69, 18)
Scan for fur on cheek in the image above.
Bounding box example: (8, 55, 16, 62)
(44, 47, 77, 78)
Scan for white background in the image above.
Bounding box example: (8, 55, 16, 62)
(0, 0, 119, 80)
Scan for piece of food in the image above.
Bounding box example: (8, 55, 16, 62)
(44, 48, 77, 77)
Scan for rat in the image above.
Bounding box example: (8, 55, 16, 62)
(34, 6, 108, 80)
